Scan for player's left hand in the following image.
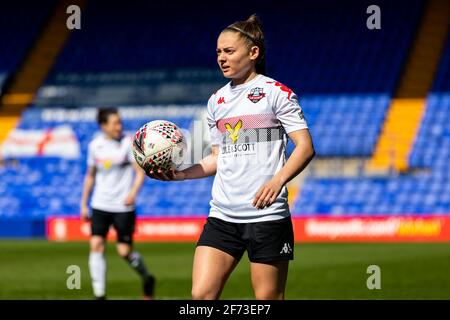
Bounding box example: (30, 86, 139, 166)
(124, 193, 136, 206)
(252, 177, 284, 210)
(147, 168, 186, 181)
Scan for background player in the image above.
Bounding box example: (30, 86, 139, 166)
(148, 15, 315, 299)
(80, 107, 155, 300)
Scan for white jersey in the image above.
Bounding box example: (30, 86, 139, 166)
(87, 133, 135, 213)
(206, 74, 308, 223)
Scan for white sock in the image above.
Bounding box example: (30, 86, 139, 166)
(126, 251, 149, 280)
(89, 252, 106, 297)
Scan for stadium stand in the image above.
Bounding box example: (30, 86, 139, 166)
(0, 1, 54, 92)
(6, 89, 448, 222)
(3, 0, 450, 239)
(42, 0, 422, 93)
(293, 92, 450, 216)
(432, 29, 450, 93)
(0, 106, 212, 221)
(297, 94, 390, 156)
(294, 29, 450, 216)
(35, 0, 423, 106)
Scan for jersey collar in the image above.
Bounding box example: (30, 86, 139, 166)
(229, 74, 263, 91)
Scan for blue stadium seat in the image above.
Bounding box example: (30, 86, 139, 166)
(0, 1, 55, 91)
(294, 93, 450, 215)
(0, 107, 204, 218)
(43, 0, 422, 96)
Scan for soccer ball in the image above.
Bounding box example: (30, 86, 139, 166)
(132, 120, 187, 173)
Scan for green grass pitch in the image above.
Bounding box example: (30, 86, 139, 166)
(1, 240, 449, 299)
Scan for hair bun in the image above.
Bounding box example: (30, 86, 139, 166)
(246, 14, 261, 26)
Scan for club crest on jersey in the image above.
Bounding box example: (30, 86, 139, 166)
(247, 87, 266, 103)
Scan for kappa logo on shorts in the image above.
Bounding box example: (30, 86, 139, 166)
(280, 243, 293, 254)
(247, 87, 266, 103)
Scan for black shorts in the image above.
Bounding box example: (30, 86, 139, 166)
(90, 208, 136, 244)
(197, 216, 294, 263)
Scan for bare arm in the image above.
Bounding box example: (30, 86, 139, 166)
(275, 129, 315, 185)
(147, 145, 219, 181)
(253, 129, 315, 209)
(80, 166, 96, 220)
(124, 162, 146, 205)
(177, 145, 219, 180)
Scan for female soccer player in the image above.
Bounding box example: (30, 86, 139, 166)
(80, 107, 155, 299)
(149, 15, 315, 300)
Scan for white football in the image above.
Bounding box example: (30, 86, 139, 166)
(132, 120, 187, 173)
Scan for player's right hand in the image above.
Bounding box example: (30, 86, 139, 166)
(80, 204, 90, 221)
